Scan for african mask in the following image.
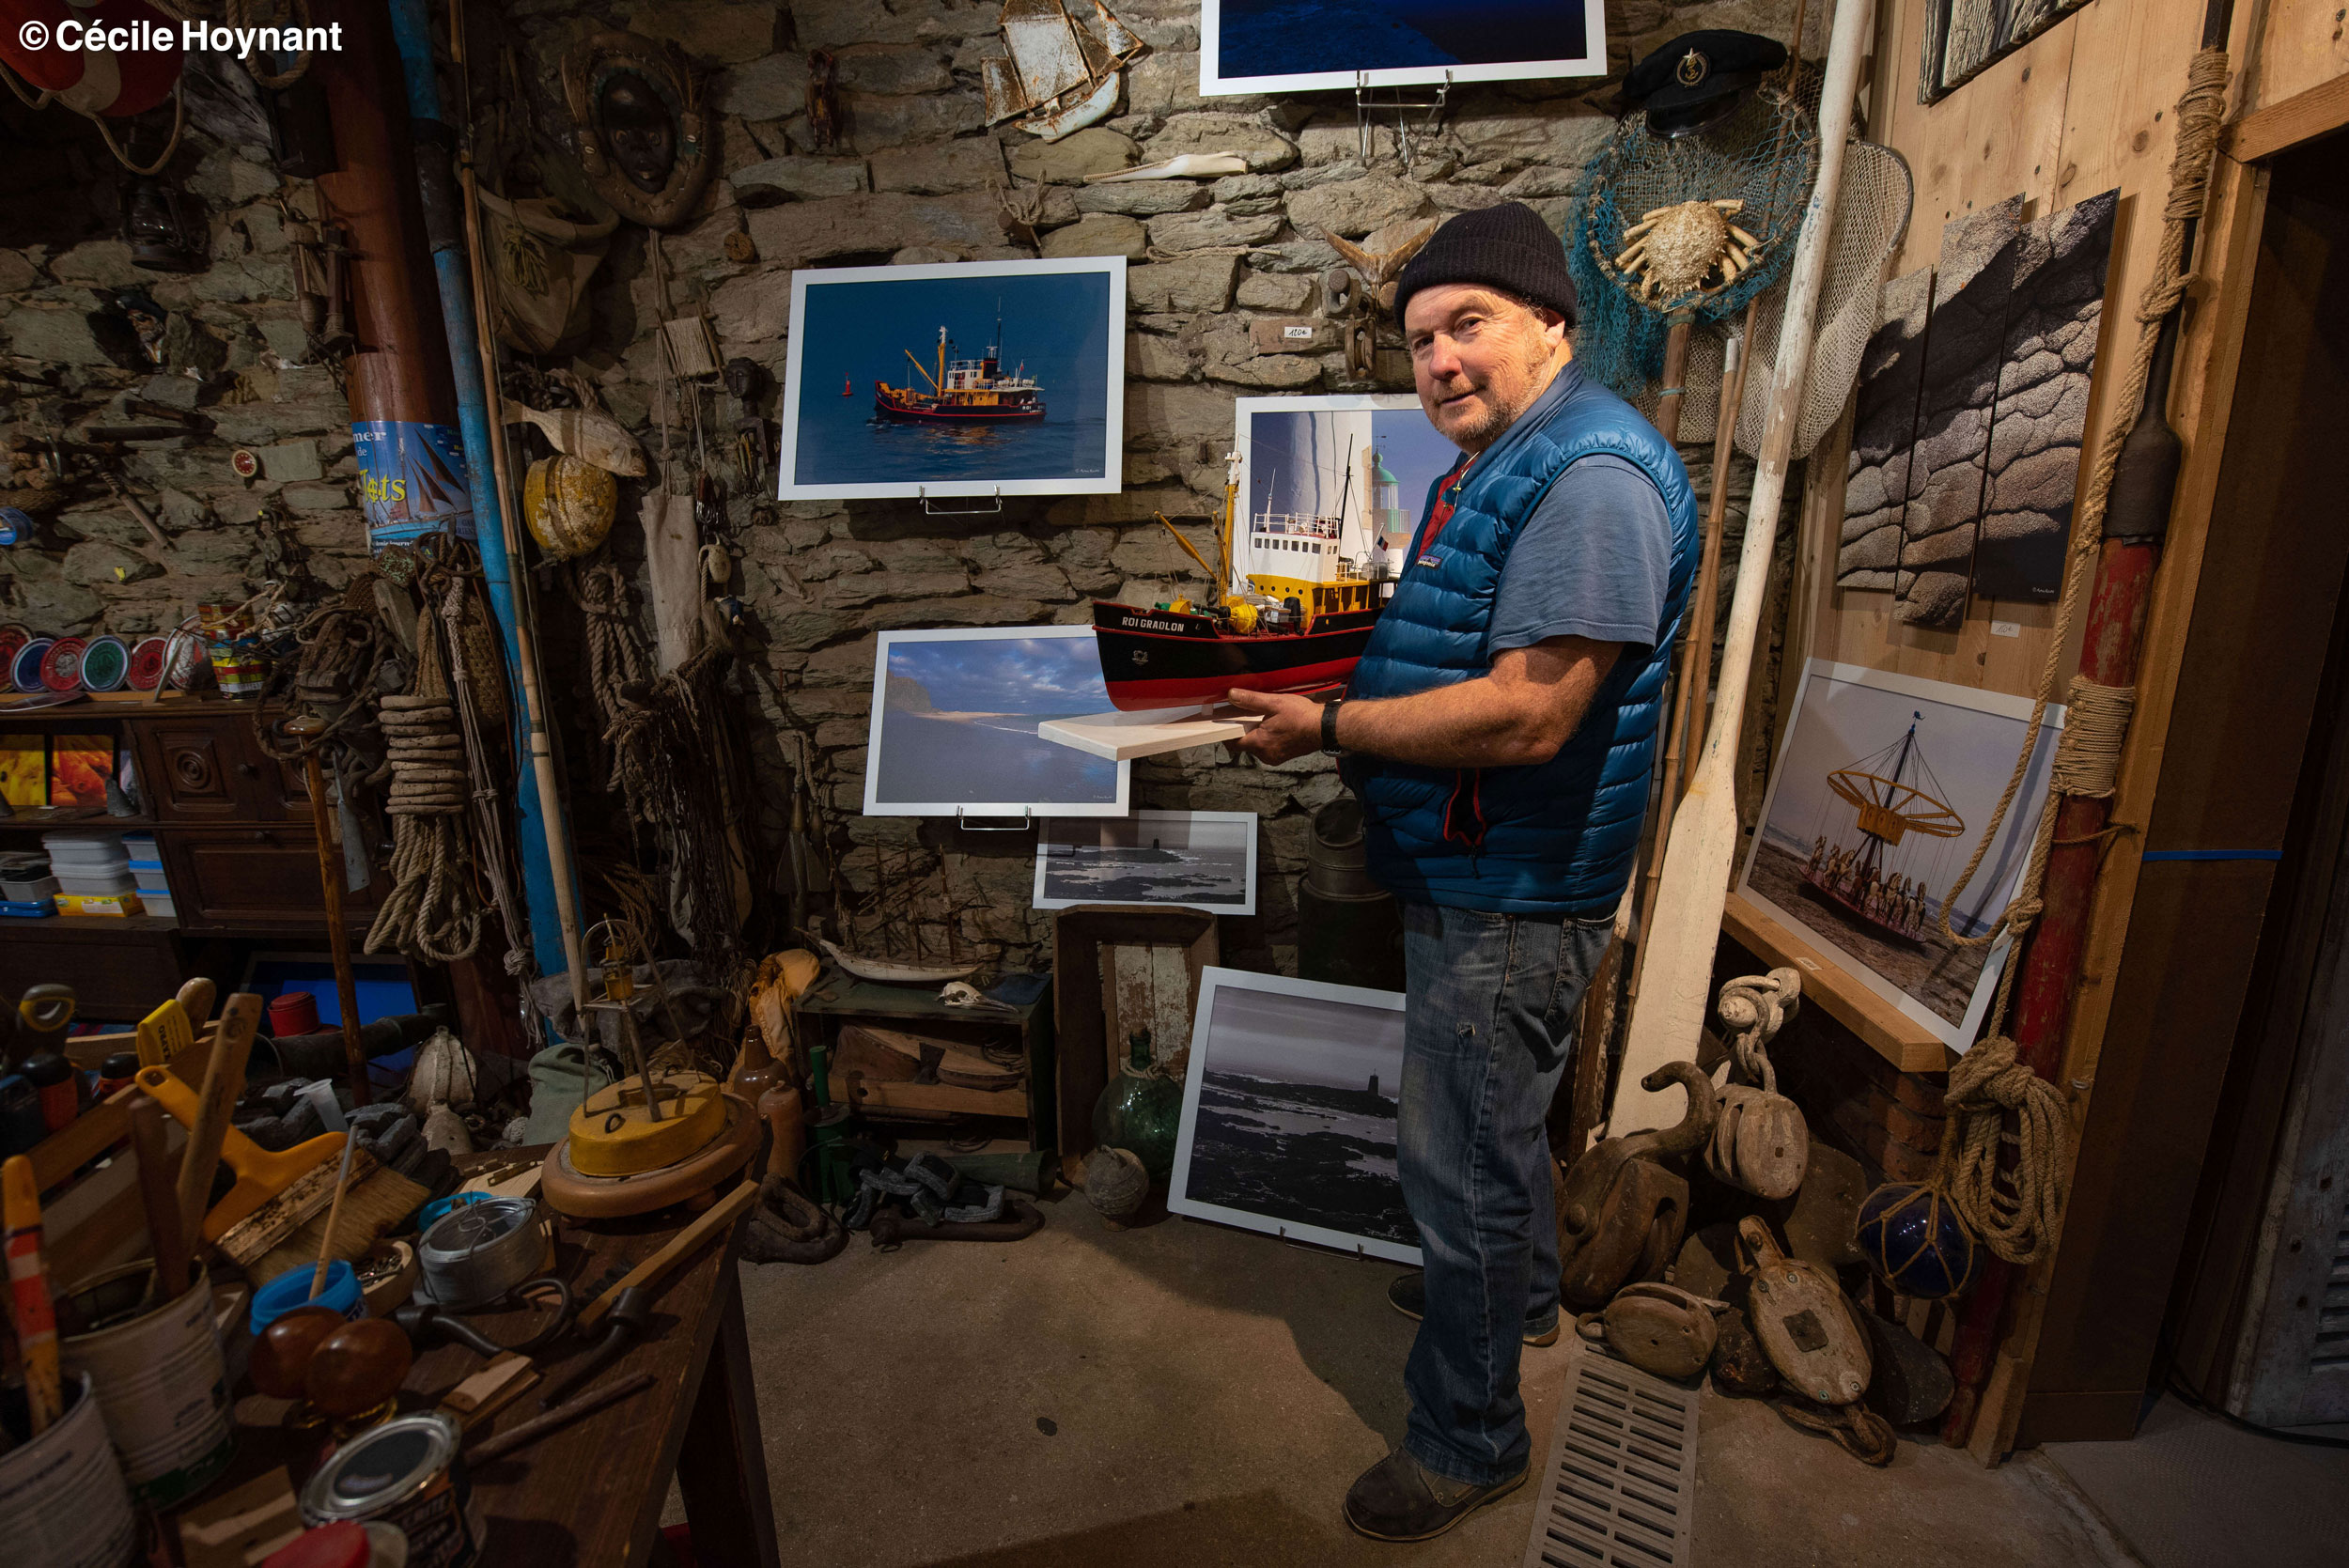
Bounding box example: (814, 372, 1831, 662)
(562, 32, 712, 229)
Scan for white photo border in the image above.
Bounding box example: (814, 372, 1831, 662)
(861, 625, 1131, 819)
(1167, 965, 1422, 1265)
(777, 256, 1128, 502)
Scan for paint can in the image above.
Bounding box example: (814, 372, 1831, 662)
(0, 1373, 140, 1568)
(299, 1412, 475, 1568)
(60, 1265, 236, 1508)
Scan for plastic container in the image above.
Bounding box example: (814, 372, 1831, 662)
(130, 866, 170, 892)
(0, 872, 60, 901)
(269, 990, 321, 1036)
(144, 891, 177, 924)
(54, 891, 143, 917)
(251, 1259, 367, 1333)
(42, 833, 129, 868)
(57, 868, 136, 895)
(61, 1269, 237, 1509)
(123, 832, 158, 859)
(0, 896, 56, 919)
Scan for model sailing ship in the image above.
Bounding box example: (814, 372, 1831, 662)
(1091, 447, 1395, 711)
(1799, 711, 1965, 944)
(874, 317, 1045, 426)
(981, 0, 1146, 142)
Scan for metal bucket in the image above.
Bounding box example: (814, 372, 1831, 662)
(60, 1265, 236, 1508)
(1303, 799, 1384, 901)
(0, 1373, 139, 1568)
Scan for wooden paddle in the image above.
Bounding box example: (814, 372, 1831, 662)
(1608, 0, 1875, 1137)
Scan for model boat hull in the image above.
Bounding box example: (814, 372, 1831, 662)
(875, 395, 1046, 424)
(1091, 600, 1380, 710)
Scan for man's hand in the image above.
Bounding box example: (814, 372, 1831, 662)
(1225, 688, 1327, 765)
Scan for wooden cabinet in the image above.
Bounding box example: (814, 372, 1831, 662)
(135, 712, 293, 823)
(159, 825, 381, 935)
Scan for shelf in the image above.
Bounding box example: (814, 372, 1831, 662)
(1720, 892, 1951, 1075)
(0, 810, 159, 831)
(0, 912, 181, 936)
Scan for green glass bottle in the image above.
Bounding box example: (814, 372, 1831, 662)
(1092, 1030, 1182, 1182)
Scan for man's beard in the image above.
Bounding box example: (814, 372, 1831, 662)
(1439, 345, 1554, 451)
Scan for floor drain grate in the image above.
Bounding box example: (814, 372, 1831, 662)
(1520, 1341, 1701, 1568)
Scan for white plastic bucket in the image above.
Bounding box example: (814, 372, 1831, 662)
(61, 1267, 236, 1508)
(0, 1373, 139, 1568)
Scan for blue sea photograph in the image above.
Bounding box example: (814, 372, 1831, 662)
(785, 261, 1120, 498)
(1207, 1, 1595, 89)
(865, 629, 1128, 815)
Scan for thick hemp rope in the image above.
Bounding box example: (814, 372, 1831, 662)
(1913, 50, 2231, 1265)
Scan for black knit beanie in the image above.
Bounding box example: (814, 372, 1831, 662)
(1392, 203, 1579, 330)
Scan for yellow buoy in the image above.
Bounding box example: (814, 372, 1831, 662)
(566, 1070, 727, 1177)
(1228, 600, 1259, 634)
(523, 453, 617, 561)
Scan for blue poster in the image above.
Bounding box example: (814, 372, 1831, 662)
(354, 419, 475, 550)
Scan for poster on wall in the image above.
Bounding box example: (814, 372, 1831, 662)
(1923, 0, 2091, 104)
(0, 734, 45, 807)
(47, 734, 116, 811)
(778, 257, 1126, 503)
(1737, 660, 2066, 1053)
(1168, 967, 1421, 1264)
(1200, 1, 1608, 96)
(1234, 394, 1458, 582)
(1034, 810, 1258, 914)
(863, 626, 1130, 818)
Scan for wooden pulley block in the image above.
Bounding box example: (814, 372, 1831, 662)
(1705, 1081, 1810, 1201)
(1738, 1216, 1869, 1406)
(1556, 1062, 1718, 1310)
(1581, 1282, 1720, 1381)
(566, 1070, 728, 1177)
(541, 1090, 760, 1219)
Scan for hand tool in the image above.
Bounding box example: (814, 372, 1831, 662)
(575, 1177, 760, 1333)
(468, 1371, 655, 1463)
(287, 715, 370, 1108)
(533, 1287, 652, 1411)
(3, 1152, 62, 1434)
(125, 1091, 190, 1301)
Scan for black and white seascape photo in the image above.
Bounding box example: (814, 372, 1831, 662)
(1169, 969, 1420, 1265)
(1034, 811, 1257, 915)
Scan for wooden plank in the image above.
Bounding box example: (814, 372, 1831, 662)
(1721, 892, 1948, 1073)
(825, 1074, 1026, 1116)
(2237, 0, 2349, 116)
(1038, 707, 1259, 761)
(2224, 71, 2349, 163)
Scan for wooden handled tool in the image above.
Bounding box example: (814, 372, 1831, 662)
(1610, 0, 1874, 1138)
(170, 993, 264, 1249)
(468, 1371, 654, 1463)
(287, 715, 370, 1109)
(177, 976, 218, 1029)
(126, 1092, 191, 1300)
(3, 1154, 62, 1436)
(575, 1179, 761, 1333)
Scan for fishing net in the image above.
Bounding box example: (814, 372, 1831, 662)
(1669, 139, 1915, 458)
(1566, 70, 1821, 405)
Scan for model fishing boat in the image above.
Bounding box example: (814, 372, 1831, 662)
(1798, 711, 1965, 945)
(874, 318, 1045, 426)
(1091, 450, 1393, 711)
(981, 0, 1146, 143)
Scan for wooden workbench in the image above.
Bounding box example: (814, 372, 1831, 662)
(192, 1152, 778, 1567)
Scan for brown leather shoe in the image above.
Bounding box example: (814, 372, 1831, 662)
(1386, 1271, 1562, 1346)
(1344, 1447, 1527, 1543)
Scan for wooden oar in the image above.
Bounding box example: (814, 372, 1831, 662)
(1610, 0, 1875, 1137)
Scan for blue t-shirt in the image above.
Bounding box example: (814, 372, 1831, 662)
(1484, 371, 1673, 659)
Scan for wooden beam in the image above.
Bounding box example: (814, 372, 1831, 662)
(1721, 893, 1949, 1074)
(2223, 72, 2349, 164)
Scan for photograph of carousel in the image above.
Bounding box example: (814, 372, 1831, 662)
(1738, 660, 2066, 1050)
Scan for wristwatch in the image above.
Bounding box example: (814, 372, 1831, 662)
(1319, 698, 1345, 755)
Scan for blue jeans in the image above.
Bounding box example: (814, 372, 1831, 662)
(1398, 900, 1612, 1486)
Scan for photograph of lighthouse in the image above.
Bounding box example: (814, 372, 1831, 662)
(778, 256, 1126, 501)
(1738, 660, 2068, 1051)
(1168, 968, 1420, 1265)
(1201, 1, 1606, 95)
(1234, 394, 1460, 585)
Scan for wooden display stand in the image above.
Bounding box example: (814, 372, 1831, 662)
(795, 968, 1055, 1150)
(1721, 893, 1947, 1073)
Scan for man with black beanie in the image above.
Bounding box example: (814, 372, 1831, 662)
(1231, 202, 1698, 1542)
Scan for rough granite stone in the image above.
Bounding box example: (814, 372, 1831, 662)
(1074, 181, 1210, 217)
(1128, 255, 1240, 314)
(871, 138, 1004, 194)
(731, 157, 870, 202)
(832, 45, 956, 97)
(718, 54, 812, 120)
(1145, 209, 1283, 251)
(1285, 174, 1431, 239)
(1141, 114, 1298, 172)
(1041, 213, 1148, 261)
(63, 539, 162, 585)
(1235, 272, 1314, 312)
(1008, 128, 1137, 184)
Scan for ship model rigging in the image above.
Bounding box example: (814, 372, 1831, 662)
(1799, 711, 1965, 944)
(981, 0, 1146, 143)
(1090, 441, 1401, 711)
(874, 312, 1045, 426)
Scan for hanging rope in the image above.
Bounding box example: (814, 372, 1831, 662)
(2048, 678, 2136, 798)
(1913, 50, 2232, 1264)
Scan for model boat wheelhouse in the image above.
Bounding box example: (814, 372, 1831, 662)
(874, 320, 1046, 425)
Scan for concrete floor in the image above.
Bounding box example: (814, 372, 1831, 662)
(731, 1187, 2147, 1568)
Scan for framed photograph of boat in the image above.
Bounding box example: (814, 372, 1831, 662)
(1200, 1, 1607, 97)
(777, 257, 1126, 502)
(863, 625, 1131, 818)
(1034, 810, 1258, 914)
(1167, 966, 1420, 1265)
(1737, 660, 2068, 1052)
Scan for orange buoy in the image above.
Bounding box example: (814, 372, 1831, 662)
(843, 377, 853, 396)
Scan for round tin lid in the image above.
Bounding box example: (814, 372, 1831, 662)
(40, 635, 85, 692)
(12, 636, 53, 693)
(300, 1410, 462, 1523)
(80, 635, 129, 692)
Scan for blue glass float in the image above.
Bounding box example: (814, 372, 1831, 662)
(1854, 1181, 1981, 1299)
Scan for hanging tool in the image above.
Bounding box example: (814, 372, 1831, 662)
(99, 468, 172, 551)
(125, 1092, 191, 1303)
(287, 714, 370, 1107)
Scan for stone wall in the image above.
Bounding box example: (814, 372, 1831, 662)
(1, 0, 1801, 978)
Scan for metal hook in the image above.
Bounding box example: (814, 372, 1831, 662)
(919, 486, 1005, 517)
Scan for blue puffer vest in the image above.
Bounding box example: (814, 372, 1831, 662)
(1343, 366, 1698, 917)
